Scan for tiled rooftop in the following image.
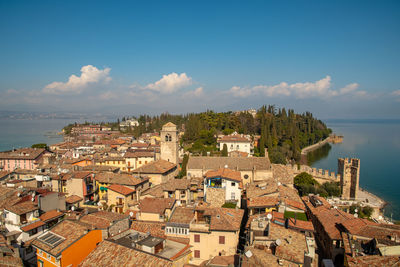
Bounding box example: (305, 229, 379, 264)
(132, 160, 176, 174)
(139, 198, 175, 215)
(78, 240, 173, 267)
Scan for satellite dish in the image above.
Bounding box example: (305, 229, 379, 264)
(71, 206, 75, 211)
(378, 216, 383, 220)
(97, 202, 102, 206)
(224, 165, 228, 169)
(354, 213, 358, 218)
(277, 182, 281, 186)
(275, 239, 282, 246)
(267, 213, 272, 220)
(333, 206, 338, 209)
(129, 211, 134, 217)
(31, 197, 35, 202)
(354, 209, 358, 213)
(17, 193, 21, 197)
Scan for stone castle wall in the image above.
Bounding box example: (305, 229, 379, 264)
(286, 164, 340, 184)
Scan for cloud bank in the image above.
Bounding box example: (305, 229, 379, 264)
(229, 76, 366, 99)
(143, 72, 192, 94)
(43, 65, 111, 94)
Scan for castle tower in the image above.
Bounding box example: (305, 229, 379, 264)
(338, 158, 360, 199)
(160, 122, 179, 165)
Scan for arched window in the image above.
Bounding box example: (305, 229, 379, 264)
(165, 134, 172, 142)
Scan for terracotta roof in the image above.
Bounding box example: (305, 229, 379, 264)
(247, 196, 279, 208)
(246, 180, 279, 199)
(218, 134, 251, 143)
(107, 184, 135, 196)
(131, 221, 166, 238)
(283, 199, 306, 211)
(168, 207, 195, 225)
(269, 224, 308, 264)
(0, 148, 45, 160)
(79, 211, 129, 229)
(342, 219, 400, 245)
(199, 207, 244, 232)
(71, 171, 93, 179)
(139, 198, 175, 215)
(161, 179, 191, 191)
(95, 172, 148, 186)
(20, 220, 45, 232)
(271, 211, 314, 232)
(346, 255, 400, 267)
(0, 256, 23, 267)
(314, 208, 354, 240)
(141, 185, 164, 198)
(205, 168, 241, 182)
(6, 201, 38, 215)
(78, 240, 173, 267)
(124, 150, 155, 158)
(132, 160, 176, 174)
(65, 195, 83, 204)
(39, 210, 64, 222)
(32, 220, 91, 256)
(187, 156, 271, 171)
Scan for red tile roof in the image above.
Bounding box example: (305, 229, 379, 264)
(39, 210, 64, 222)
(247, 196, 280, 208)
(107, 184, 135, 195)
(139, 198, 175, 215)
(132, 160, 176, 174)
(65, 195, 83, 204)
(20, 220, 45, 232)
(205, 168, 241, 182)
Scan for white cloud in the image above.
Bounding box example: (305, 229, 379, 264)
(43, 65, 111, 94)
(183, 87, 204, 98)
(391, 90, 400, 96)
(229, 76, 365, 99)
(144, 72, 192, 94)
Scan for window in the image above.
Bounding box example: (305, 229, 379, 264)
(194, 234, 200, 243)
(219, 236, 225, 244)
(244, 174, 249, 179)
(231, 192, 235, 200)
(231, 182, 236, 187)
(131, 194, 134, 200)
(38, 259, 44, 267)
(194, 250, 200, 258)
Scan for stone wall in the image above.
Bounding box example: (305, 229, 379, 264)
(287, 164, 340, 184)
(206, 187, 226, 207)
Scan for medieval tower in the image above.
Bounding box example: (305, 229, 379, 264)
(338, 158, 360, 199)
(160, 122, 179, 165)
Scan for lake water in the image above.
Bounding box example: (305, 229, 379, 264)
(0, 118, 110, 151)
(309, 120, 400, 221)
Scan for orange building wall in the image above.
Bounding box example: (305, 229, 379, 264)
(37, 251, 58, 267)
(61, 230, 102, 267)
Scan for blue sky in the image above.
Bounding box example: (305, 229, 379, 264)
(0, 0, 399, 118)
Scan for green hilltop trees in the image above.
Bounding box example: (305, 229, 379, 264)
(63, 105, 331, 164)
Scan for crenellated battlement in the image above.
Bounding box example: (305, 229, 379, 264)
(287, 164, 340, 183)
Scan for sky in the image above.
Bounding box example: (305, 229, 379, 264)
(0, 0, 399, 119)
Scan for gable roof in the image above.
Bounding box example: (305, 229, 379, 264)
(199, 207, 244, 232)
(39, 210, 64, 222)
(78, 240, 173, 267)
(32, 220, 91, 256)
(65, 195, 83, 204)
(79, 211, 129, 229)
(205, 168, 241, 182)
(6, 201, 38, 215)
(0, 148, 45, 160)
(95, 172, 148, 186)
(107, 184, 135, 196)
(139, 198, 175, 215)
(132, 160, 176, 174)
(187, 156, 271, 171)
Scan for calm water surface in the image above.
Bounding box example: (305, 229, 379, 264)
(310, 120, 400, 220)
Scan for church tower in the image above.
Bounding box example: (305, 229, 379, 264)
(160, 122, 179, 165)
(338, 158, 360, 199)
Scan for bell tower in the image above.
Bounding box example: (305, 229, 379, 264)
(160, 122, 179, 165)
